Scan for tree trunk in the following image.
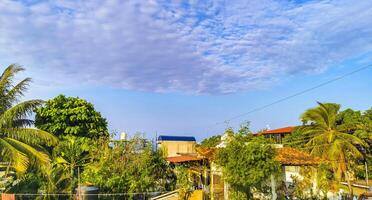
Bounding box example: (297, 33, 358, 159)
(270, 174, 277, 200)
(245, 187, 252, 200)
(345, 171, 353, 200)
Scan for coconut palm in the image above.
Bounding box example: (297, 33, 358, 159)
(300, 102, 367, 198)
(0, 64, 58, 173)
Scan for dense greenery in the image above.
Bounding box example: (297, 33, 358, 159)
(35, 95, 109, 139)
(52, 135, 92, 193)
(215, 126, 281, 199)
(0, 64, 57, 173)
(337, 108, 372, 179)
(1, 64, 371, 199)
(199, 135, 221, 147)
(82, 136, 176, 194)
(284, 103, 371, 198)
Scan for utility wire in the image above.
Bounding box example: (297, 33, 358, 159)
(210, 63, 372, 128)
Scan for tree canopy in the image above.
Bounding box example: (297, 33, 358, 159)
(199, 135, 221, 147)
(35, 95, 109, 139)
(215, 128, 280, 199)
(82, 136, 176, 194)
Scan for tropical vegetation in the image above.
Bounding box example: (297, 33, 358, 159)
(0, 64, 58, 174)
(0, 64, 371, 200)
(215, 127, 281, 199)
(35, 95, 109, 139)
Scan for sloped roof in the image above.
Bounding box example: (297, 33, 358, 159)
(275, 147, 322, 166)
(194, 146, 321, 166)
(196, 147, 216, 159)
(158, 135, 196, 142)
(259, 126, 294, 135)
(166, 155, 204, 163)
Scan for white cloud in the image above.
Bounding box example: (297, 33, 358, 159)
(0, 0, 371, 94)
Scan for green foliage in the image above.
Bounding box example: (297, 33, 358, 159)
(0, 64, 58, 173)
(6, 172, 42, 193)
(52, 135, 92, 193)
(336, 107, 372, 179)
(215, 130, 281, 199)
(199, 135, 221, 148)
(82, 136, 176, 195)
(35, 95, 108, 139)
(296, 102, 369, 198)
(290, 165, 333, 200)
(282, 127, 307, 148)
(39, 164, 71, 196)
(174, 166, 192, 200)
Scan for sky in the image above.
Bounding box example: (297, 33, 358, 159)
(0, 0, 372, 141)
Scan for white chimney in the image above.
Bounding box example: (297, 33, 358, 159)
(120, 132, 128, 141)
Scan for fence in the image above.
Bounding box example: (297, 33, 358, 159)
(1, 192, 163, 200)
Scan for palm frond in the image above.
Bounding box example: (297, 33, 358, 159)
(0, 100, 44, 127)
(0, 65, 58, 174)
(0, 138, 29, 173)
(0, 64, 25, 91)
(337, 132, 368, 147)
(0, 64, 26, 111)
(3, 138, 50, 165)
(1, 128, 58, 146)
(4, 77, 32, 105)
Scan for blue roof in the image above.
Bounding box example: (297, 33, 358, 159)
(158, 135, 196, 142)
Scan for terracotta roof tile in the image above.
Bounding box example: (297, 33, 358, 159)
(275, 147, 322, 166)
(259, 126, 294, 135)
(166, 155, 204, 163)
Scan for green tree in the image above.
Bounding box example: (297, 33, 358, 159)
(299, 102, 367, 198)
(82, 136, 176, 196)
(215, 132, 281, 199)
(53, 136, 91, 193)
(35, 95, 108, 139)
(174, 166, 192, 200)
(336, 108, 372, 180)
(0, 64, 58, 173)
(39, 164, 70, 196)
(199, 135, 221, 148)
(282, 127, 308, 148)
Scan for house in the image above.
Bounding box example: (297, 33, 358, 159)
(157, 135, 197, 157)
(257, 126, 294, 144)
(205, 132, 321, 200)
(157, 133, 321, 200)
(162, 145, 209, 200)
(203, 146, 321, 200)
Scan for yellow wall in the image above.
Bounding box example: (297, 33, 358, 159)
(189, 190, 203, 200)
(158, 141, 196, 157)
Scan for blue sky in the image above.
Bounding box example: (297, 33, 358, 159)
(0, 0, 371, 141)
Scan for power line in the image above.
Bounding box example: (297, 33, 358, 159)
(210, 63, 372, 128)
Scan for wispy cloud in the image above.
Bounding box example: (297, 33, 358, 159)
(1, 0, 372, 94)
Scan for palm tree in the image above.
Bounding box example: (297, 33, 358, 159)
(0, 64, 58, 173)
(300, 102, 367, 198)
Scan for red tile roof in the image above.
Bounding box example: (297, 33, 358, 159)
(191, 146, 321, 166)
(196, 147, 216, 159)
(166, 155, 204, 163)
(275, 147, 322, 166)
(259, 126, 294, 135)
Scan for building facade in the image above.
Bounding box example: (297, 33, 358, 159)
(157, 135, 197, 157)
